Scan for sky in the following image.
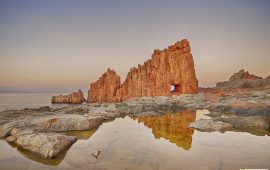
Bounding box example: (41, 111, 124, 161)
(0, 0, 270, 93)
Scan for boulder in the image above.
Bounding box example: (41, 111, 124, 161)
(0, 114, 103, 139)
(0, 122, 16, 137)
(9, 129, 77, 158)
(216, 116, 270, 130)
(189, 119, 232, 131)
(29, 114, 103, 132)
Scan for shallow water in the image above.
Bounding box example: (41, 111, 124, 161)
(0, 110, 269, 170)
(0, 93, 68, 111)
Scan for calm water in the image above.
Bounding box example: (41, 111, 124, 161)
(0, 93, 68, 112)
(0, 110, 269, 170)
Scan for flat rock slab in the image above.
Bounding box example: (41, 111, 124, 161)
(0, 114, 104, 138)
(216, 116, 270, 129)
(30, 114, 103, 132)
(189, 119, 232, 131)
(8, 129, 77, 159)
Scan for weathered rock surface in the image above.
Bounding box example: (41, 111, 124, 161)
(189, 119, 232, 131)
(52, 90, 86, 104)
(9, 129, 77, 159)
(229, 69, 262, 81)
(0, 113, 104, 158)
(0, 123, 13, 137)
(190, 110, 270, 134)
(0, 103, 127, 159)
(0, 114, 103, 138)
(216, 70, 269, 89)
(215, 115, 270, 130)
(30, 114, 103, 132)
(88, 39, 198, 103)
(87, 69, 121, 103)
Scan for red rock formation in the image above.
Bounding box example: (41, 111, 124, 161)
(87, 69, 121, 103)
(52, 90, 86, 104)
(229, 69, 262, 81)
(216, 69, 265, 89)
(88, 39, 198, 103)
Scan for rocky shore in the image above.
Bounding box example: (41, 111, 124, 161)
(0, 85, 269, 159)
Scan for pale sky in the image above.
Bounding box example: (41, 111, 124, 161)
(0, 0, 270, 92)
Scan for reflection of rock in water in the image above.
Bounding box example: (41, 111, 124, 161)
(16, 145, 67, 166)
(137, 110, 196, 150)
(61, 129, 98, 140)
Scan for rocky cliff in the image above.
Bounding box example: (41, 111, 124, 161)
(88, 39, 198, 103)
(87, 69, 121, 103)
(52, 90, 86, 104)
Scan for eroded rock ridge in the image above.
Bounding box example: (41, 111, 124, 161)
(88, 39, 198, 103)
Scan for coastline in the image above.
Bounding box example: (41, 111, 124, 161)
(0, 86, 269, 159)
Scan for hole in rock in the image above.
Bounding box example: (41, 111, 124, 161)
(170, 84, 181, 93)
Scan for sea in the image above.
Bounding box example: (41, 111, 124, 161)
(0, 92, 68, 112)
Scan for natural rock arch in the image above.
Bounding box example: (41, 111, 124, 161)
(87, 39, 198, 103)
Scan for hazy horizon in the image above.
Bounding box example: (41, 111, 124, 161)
(1, 0, 270, 93)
